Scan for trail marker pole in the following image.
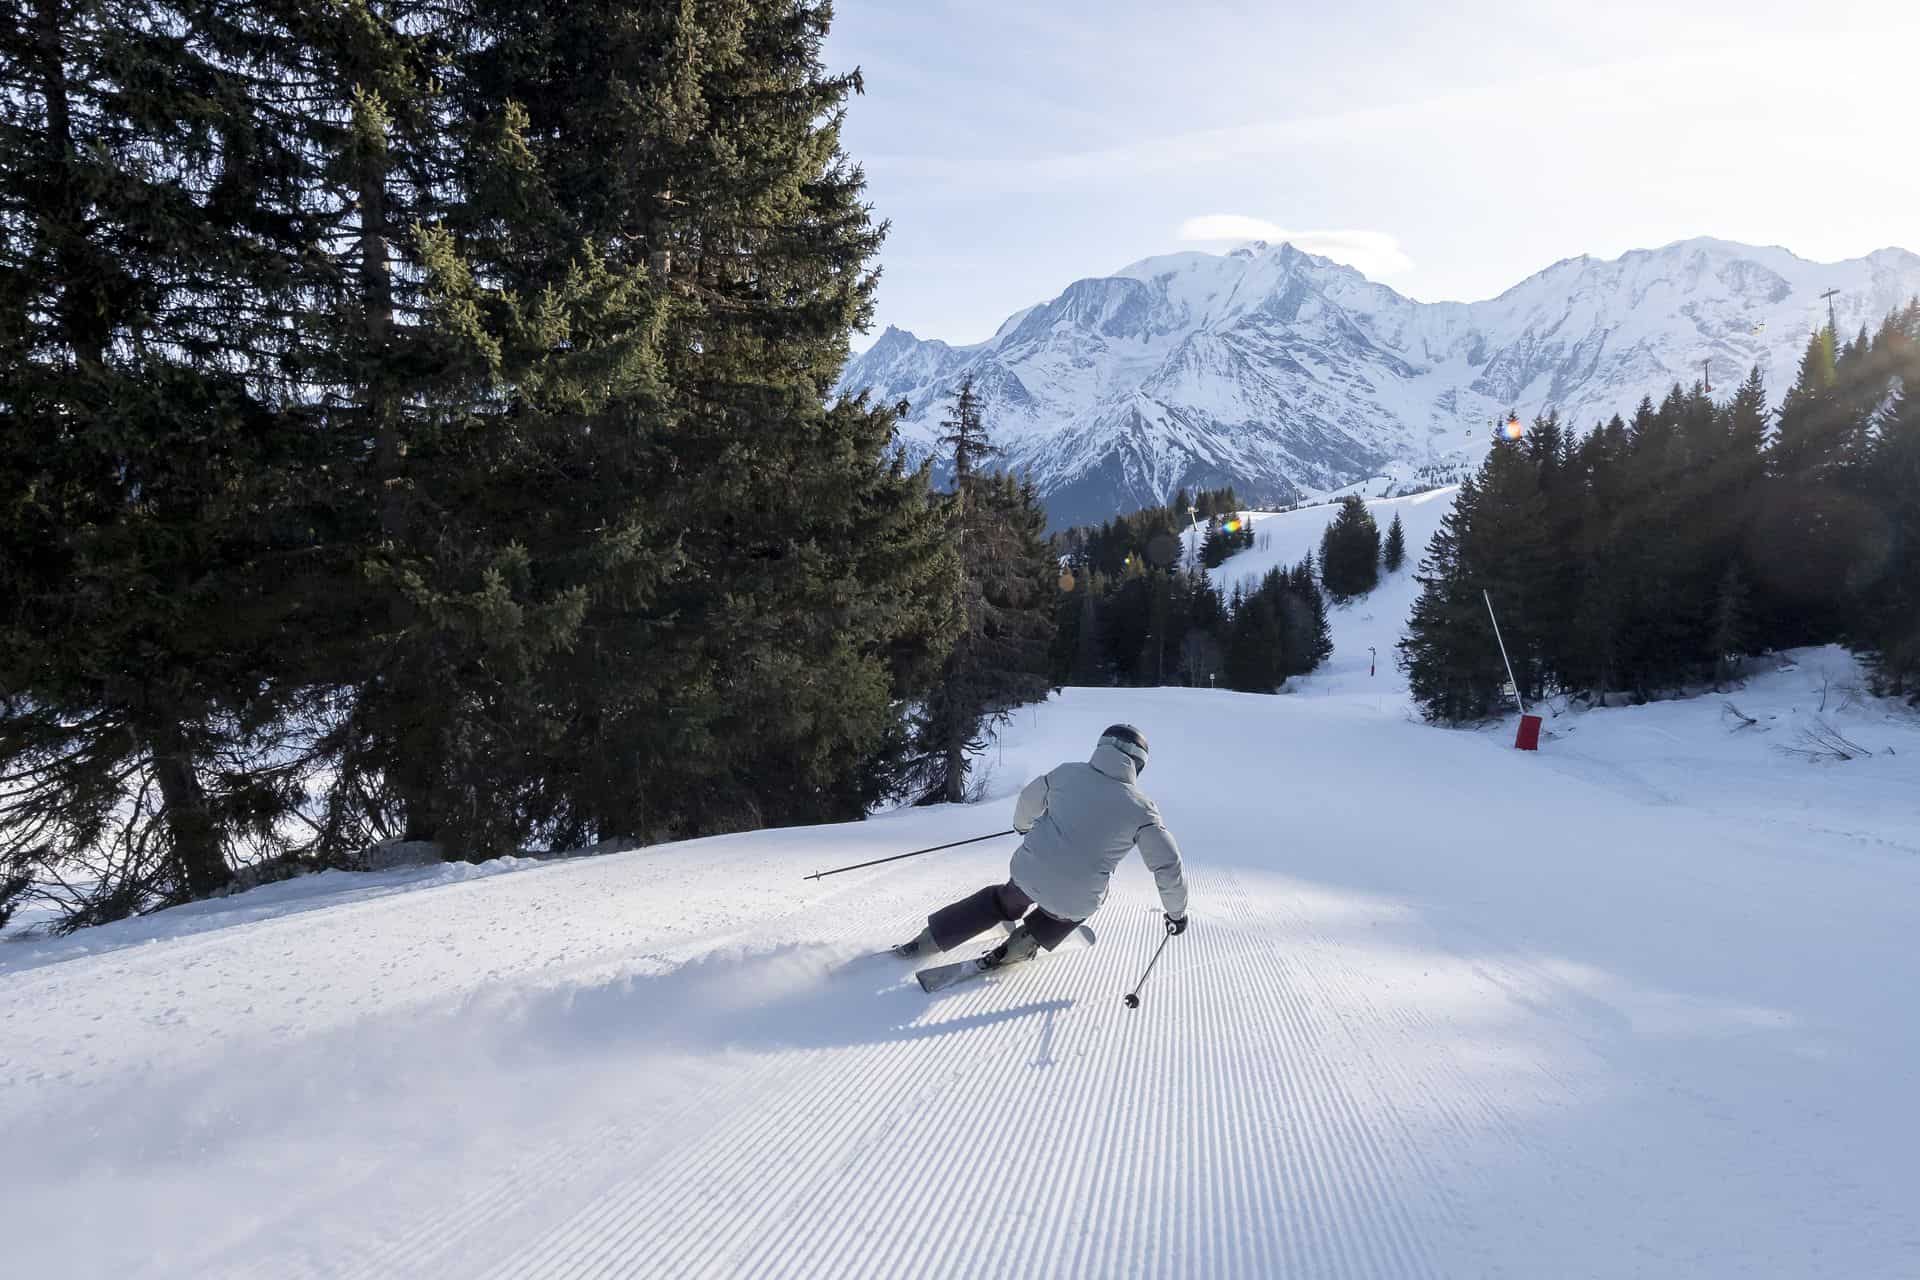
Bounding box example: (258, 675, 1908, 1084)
(1484, 589, 1542, 750)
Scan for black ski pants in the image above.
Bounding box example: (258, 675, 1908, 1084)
(927, 880, 1080, 952)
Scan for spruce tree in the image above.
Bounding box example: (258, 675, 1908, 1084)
(1071, 573, 1106, 685)
(1318, 495, 1382, 600)
(1753, 325, 1879, 648)
(1400, 480, 1506, 720)
(1201, 515, 1235, 569)
(420, 0, 964, 841)
(1286, 557, 1334, 672)
(1223, 574, 1285, 693)
(909, 400, 1052, 802)
(1382, 512, 1407, 573)
(1724, 366, 1770, 463)
(1861, 372, 1920, 698)
(1563, 415, 1632, 695)
(1176, 569, 1225, 685)
(1526, 412, 1585, 670)
(1469, 430, 1555, 705)
(1400, 427, 1552, 720)
(1709, 562, 1750, 687)
(1610, 389, 1707, 690)
(1771, 327, 1844, 477)
(1, 0, 973, 911)
(0, 0, 357, 914)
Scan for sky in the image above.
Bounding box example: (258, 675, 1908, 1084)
(823, 0, 1920, 348)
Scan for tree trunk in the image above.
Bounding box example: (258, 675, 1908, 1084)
(40, 0, 228, 901)
(355, 89, 440, 844)
(147, 721, 231, 899)
(942, 727, 966, 804)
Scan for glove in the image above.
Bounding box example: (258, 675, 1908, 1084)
(1164, 914, 1188, 936)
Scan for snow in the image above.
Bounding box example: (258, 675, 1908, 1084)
(839, 238, 1920, 525)
(7, 518, 1920, 1274)
(1193, 486, 1456, 695)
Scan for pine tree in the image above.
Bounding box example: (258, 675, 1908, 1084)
(1071, 573, 1106, 685)
(1201, 515, 1234, 569)
(418, 0, 965, 841)
(1752, 322, 1888, 649)
(1399, 428, 1554, 720)
(0, 0, 359, 915)
(1176, 569, 1225, 686)
(1382, 512, 1407, 573)
(1771, 327, 1844, 477)
(1318, 495, 1382, 600)
(1724, 366, 1770, 462)
(938, 377, 999, 496)
(1860, 370, 1920, 698)
(909, 416, 1053, 803)
(1609, 389, 1711, 690)
(1562, 415, 1632, 695)
(1223, 573, 1285, 693)
(1465, 435, 1554, 703)
(1526, 411, 1585, 673)
(1708, 562, 1750, 687)
(2, 0, 971, 912)
(1399, 480, 1507, 720)
(1286, 557, 1333, 671)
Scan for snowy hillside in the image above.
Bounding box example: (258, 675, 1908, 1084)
(8, 624, 1920, 1275)
(1199, 486, 1459, 694)
(838, 238, 1920, 527)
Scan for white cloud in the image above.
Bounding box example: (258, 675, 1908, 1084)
(1178, 216, 1414, 278)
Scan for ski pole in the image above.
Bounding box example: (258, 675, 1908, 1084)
(804, 830, 1016, 881)
(1123, 926, 1173, 1010)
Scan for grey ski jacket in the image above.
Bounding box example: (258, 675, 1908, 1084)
(1007, 742, 1190, 923)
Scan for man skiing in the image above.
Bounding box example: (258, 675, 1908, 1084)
(896, 723, 1190, 971)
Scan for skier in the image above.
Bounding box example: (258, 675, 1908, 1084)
(895, 723, 1190, 970)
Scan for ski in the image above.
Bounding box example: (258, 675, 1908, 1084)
(915, 924, 1096, 993)
(873, 919, 1019, 964)
(834, 921, 1021, 976)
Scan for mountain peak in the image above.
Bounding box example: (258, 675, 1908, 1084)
(1112, 249, 1232, 281)
(869, 322, 920, 346)
(840, 237, 1920, 528)
(1655, 235, 1764, 255)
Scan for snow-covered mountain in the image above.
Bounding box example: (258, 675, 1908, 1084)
(835, 238, 1920, 528)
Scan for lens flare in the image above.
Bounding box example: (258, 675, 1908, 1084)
(1503, 414, 1525, 441)
(1223, 517, 1243, 533)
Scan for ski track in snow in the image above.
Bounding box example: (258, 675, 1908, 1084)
(6, 535, 1920, 1276)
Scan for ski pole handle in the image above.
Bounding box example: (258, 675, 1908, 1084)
(804, 830, 1017, 881)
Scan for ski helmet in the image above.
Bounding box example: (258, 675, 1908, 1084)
(1098, 723, 1149, 774)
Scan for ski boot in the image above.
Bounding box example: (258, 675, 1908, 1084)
(982, 923, 1039, 970)
(892, 925, 940, 959)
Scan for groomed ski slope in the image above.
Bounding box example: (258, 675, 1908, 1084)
(7, 500, 1920, 1278)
